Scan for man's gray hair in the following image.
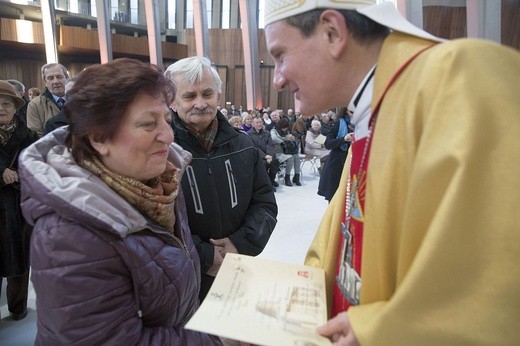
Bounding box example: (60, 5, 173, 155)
(41, 63, 69, 79)
(7, 79, 25, 93)
(164, 56, 222, 94)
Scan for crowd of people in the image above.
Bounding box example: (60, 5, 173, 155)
(0, 55, 347, 342)
(2, 0, 520, 344)
(222, 104, 351, 191)
(0, 80, 39, 322)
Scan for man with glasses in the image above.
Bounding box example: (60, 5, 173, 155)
(6, 80, 28, 123)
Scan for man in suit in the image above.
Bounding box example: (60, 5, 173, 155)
(26, 63, 68, 136)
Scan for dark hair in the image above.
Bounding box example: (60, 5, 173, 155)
(28, 87, 41, 96)
(285, 9, 389, 44)
(65, 58, 175, 163)
(276, 118, 290, 131)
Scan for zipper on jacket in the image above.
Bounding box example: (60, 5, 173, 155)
(225, 159, 238, 208)
(186, 165, 204, 214)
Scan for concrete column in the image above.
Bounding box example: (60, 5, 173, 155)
(176, 0, 185, 30)
(230, 0, 239, 28)
(40, 0, 58, 63)
(212, 0, 222, 28)
(395, 0, 424, 28)
(193, 0, 210, 57)
(144, 0, 163, 67)
(238, 0, 262, 110)
(466, 0, 501, 43)
(95, 0, 113, 63)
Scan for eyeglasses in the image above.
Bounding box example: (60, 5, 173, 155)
(0, 102, 15, 110)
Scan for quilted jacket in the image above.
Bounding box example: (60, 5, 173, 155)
(18, 127, 221, 345)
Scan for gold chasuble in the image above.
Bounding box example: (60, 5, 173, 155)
(306, 32, 520, 345)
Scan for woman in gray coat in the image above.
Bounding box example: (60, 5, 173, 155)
(18, 59, 221, 345)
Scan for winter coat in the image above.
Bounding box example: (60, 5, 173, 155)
(304, 129, 330, 159)
(171, 111, 278, 298)
(247, 127, 276, 157)
(15, 96, 28, 124)
(18, 127, 221, 345)
(0, 116, 38, 277)
(26, 88, 61, 137)
(43, 110, 68, 135)
(318, 117, 351, 201)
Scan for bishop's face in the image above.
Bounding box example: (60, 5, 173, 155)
(265, 17, 349, 117)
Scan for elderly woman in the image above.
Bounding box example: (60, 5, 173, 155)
(305, 120, 330, 169)
(241, 111, 253, 132)
(228, 115, 243, 130)
(18, 59, 221, 344)
(0, 80, 39, 321)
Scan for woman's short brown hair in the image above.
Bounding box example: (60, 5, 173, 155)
(65, 58, 175, 163)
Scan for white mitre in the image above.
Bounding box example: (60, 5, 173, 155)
(264, 0, 443, 42)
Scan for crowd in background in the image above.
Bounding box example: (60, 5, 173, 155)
(1, 66, 80, 324)
(0, 61, 350, 342)
(223, 105, 353, 197)
(2, 57, 280, 344)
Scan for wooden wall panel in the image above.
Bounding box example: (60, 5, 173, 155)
(112, 34, 150, 56)
(0, 56, 46, 92)
(60, 26, 99, 50)
(0, 18, 44, 44)
(162, 40, 188, 60)
(423, 6, 467, 40)
(2, 6, 517, 114)
(277, 88, 295, 113)
(257, 29, 274, 66)
(1, 21, 189, 94)
(259, 66, 273, 109)
(191, 29, 275, 66)
(232, 66, 246, 110)
(185, 28, 285, 111)
(60, 25, 187, 61)
(215, 65, 229, 108)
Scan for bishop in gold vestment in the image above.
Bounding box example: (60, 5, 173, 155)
(306, 32, 520, 345)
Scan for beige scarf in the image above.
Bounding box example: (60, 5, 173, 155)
(80, 156, 181, 233)
(0, 116, 17, 145)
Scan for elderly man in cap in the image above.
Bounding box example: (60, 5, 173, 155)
(265, 0, 520, 345)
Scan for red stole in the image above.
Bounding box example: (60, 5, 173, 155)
(331, 136, 371, 317)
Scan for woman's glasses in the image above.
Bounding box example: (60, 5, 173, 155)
(0, 102, 15, 110)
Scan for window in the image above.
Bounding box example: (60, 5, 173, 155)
(222, 0, 230, 29)
(167, 0, 176, 29)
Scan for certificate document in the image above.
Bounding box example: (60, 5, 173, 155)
(314, 134, 327, 145)
(185, 253, 331, 345)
